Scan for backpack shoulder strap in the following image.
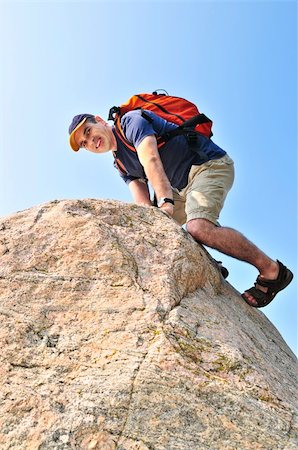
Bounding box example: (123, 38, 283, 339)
(114, 116, 137, 153)
(114, 112, 166, 152)
(113, 151, 128, 175)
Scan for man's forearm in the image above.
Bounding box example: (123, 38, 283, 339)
(142, 157, 172, 200)
(137, 136, 173, 201)
(129, 179, 151, 206)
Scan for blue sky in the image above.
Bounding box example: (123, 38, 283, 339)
(0, 1, 297, 354)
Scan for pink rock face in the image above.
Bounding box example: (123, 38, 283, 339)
(0, 199, 297, 450)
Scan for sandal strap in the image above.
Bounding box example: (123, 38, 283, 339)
(256, 261, 286, 290)
(256, 277, 282, 289)
(244, 286, 273, 307)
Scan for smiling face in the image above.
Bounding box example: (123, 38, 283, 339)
(74, 116, 117, 153)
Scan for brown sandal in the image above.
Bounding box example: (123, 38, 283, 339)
(242, 260, 293, 308)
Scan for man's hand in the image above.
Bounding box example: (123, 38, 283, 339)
(159, 202, 174, 218)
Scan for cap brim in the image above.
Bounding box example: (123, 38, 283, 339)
(69, 117, 88, 152)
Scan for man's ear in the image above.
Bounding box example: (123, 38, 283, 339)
(95, 116, 107, 125)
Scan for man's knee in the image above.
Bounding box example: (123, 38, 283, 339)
(186, 218, 216, 242)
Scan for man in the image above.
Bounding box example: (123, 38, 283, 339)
(68, 109, 293, 307)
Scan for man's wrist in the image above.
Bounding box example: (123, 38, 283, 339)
(157, 197, 174, 208)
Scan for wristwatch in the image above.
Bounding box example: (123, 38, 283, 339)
(157, 197, 174, 208)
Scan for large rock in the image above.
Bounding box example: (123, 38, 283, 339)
(0, 199, 296, 450)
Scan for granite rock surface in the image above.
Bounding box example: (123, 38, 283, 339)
(0, 199, 297, 450)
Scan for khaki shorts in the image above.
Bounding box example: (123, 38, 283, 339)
(172, 154, 235, 225)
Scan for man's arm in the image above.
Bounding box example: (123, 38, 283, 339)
(136, 135, 174, 216)
(128, 179, 151, 206)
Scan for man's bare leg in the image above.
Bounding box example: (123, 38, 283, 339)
(186, 218, 279, 305)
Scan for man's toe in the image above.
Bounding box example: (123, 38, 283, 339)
(242, 292, 258, 306)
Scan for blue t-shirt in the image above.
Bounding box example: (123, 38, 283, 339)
(112, 109, 226, 190)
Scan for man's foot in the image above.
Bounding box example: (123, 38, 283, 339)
(243, 261, 279, 306)
(242, 260, 293, 308)
(211, 259, 229, 279)
(216, 260, 229, 279)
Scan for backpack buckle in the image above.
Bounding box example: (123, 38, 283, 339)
(108, 106, 120, 121)
(185, 131, 198, 145)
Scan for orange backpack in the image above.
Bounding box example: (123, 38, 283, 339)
(108, 91, 213, 151)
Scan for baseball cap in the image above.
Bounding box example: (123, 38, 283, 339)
(68, 114, 94, 151)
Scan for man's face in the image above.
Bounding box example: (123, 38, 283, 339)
(74, 116, 116, 153)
